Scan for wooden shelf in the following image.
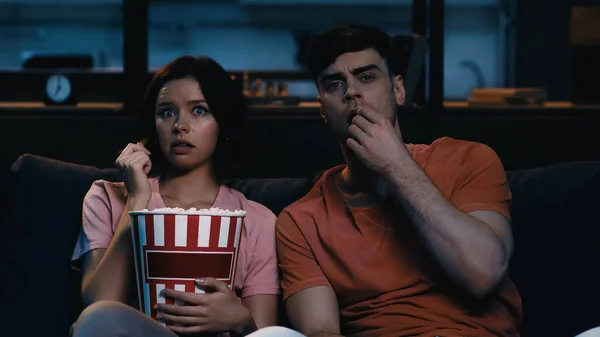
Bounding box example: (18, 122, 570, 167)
(0, 101, 599, 121)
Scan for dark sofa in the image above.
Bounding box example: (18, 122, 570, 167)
(2, 154, 599, 337)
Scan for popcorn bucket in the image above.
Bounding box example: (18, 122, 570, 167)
(130, 208, 245, 324)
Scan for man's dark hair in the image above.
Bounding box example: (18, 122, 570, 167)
(305, 23, 396, 81)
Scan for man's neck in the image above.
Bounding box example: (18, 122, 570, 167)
(337, 118, 408, 204)
(339, 145, 390, 201)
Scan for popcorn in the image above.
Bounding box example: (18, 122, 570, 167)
(131, 207, 246, 216)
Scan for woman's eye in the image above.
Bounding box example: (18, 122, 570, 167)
(159, 109, 176, 118)
(192, 106, 208, 115)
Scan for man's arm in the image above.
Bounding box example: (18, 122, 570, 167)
(286, 286, 342, 337)
(387, 145, 513, 298)
(276, 212, 343, 337)
(347, 108, 514, 298)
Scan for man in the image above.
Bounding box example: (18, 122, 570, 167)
(275, 24, 523, 337)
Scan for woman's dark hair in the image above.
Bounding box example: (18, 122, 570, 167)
(137, 55, 247, 182)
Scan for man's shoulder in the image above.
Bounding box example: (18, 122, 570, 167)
(278, 165, 344, 226)
(412, 136, 486, 153)
(280, 179, 326, 217)
(412, 137, 499, 165)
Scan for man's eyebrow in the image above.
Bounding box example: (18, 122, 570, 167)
(350, 64, 380, 75)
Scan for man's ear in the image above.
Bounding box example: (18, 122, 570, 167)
(317, 95, 327, 124)
(393, 74, 406, 106)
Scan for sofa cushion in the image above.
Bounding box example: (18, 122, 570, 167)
(506, 161, 600, 337)
(1, 154, 122, 337)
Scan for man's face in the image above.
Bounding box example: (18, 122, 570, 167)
(317, 48, 405, 141)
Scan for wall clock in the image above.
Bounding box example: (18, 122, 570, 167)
(44, 74, 77, 105)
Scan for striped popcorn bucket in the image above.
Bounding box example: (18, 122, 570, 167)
(129, 209, 245, 324)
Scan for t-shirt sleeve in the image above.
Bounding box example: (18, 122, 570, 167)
(450, 143, 512, 220)
(71, 182, 115, 267)
(241, 210, 281, 298)
(276, 211, 331, 301)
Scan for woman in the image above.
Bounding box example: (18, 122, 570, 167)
(70, 56, 282, 337)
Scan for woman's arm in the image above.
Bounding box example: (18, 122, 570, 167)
(80, 199, 145, 308)
(81, 143, 153, 307)
(239, 294, 279, 333)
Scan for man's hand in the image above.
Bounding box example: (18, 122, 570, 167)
(346, 107, 410, 178)
(156, 278, 253, 335)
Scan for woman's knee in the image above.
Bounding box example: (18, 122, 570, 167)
(71, 300, 133, 337)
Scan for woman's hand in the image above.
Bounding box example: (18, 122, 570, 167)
(115, 142, 152, 210)
(157, 278, 254, 336)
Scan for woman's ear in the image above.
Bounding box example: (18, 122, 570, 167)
(320, 106, 328, 124)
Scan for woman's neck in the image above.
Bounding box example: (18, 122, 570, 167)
(158, 164, 220, 209)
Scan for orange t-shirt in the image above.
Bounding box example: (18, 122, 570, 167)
(276, 137, 523, 337)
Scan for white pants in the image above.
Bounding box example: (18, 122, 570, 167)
(253, 326, 600, 337)
(247, 326, 307, 337)
(576, 327, 600, 337)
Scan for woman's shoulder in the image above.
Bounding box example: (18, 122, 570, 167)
(86, 179, 125, 199)
(90, 178, 125, 190)
(81, 180, 127, 213)
(86, 177, 158, 200)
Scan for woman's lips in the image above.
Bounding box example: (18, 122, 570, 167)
(171, 144, 194, 154)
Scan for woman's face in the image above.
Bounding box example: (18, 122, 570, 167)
(154, 77, 219, 171)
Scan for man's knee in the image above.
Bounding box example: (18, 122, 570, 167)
(71, 300, 132, 337)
